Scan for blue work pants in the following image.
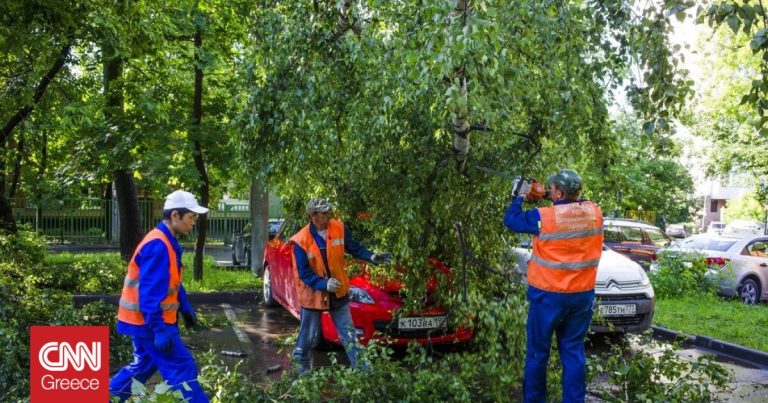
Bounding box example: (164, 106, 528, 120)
(523, 286, 594, 403)
(109, 334, 209, 402)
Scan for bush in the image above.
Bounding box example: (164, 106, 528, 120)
(649, 252, 723, 298)
(0, 230, 131, 401)
(0, 226, 46, 267)
(42, 253, 125, 294)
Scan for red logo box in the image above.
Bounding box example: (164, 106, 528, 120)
(30, 326, 109, 403)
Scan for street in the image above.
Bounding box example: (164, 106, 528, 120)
(179, 302, 768, 401)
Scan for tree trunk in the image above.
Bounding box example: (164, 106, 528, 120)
(114, 171, 143, 260)
(329, 0, 353, 42)
(35, 131, 48, 230)
(0, 44, 70, 233)
(0, 160, 14, 233)
(191, 13, 209, 281)
(451, 1, 470, 173)
(10, 131, 24, 199)
(250, 177, 269, 276)
(103, 182, 112, 242)
(104, 49, 143, 260)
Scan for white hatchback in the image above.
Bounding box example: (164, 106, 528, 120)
(512, 237, 655, 333)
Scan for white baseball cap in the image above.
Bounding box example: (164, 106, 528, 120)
(163, 190, 209, 214)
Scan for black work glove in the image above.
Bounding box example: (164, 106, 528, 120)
(182, 311, 199, 329)
(371, 252, 392, 265)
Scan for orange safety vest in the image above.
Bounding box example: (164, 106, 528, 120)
(528, 201, 603, 293)
(290, 220, 348, 309)
(117, 229, 181, 325)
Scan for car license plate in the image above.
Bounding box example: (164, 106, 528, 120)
(598, 304, 637, 317)
(397, 316, 447, 330)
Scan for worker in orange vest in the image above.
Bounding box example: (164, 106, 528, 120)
(109, 190, 209, 402)
(291, 198, 391, 375)
(504, 169, 603, 403)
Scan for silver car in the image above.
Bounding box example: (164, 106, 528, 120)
(512, 237, 655, 333)
(657, 233, 768, 304)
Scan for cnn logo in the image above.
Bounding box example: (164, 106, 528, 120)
(39, 341, 101, 371)
(30, 326, 109, 403)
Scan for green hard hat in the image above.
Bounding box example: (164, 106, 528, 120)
(547, 169, 583, 194)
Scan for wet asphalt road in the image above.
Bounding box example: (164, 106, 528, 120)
(185, 302, 768, 400)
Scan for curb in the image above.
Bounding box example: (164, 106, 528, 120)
(73, 291, 260, 307)
(652, 325, 768, 368)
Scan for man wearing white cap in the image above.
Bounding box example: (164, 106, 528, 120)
(110, 190, 210, 402)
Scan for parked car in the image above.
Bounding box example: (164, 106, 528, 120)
(724, 219, 766, 236)
(511, 235, 655, 333)
(665, 224, 688, 239)
(603, 218, 672, 269)
(706, 221, 726, 234)
(232, 219, 285, 266)
(653, 233, 768, 304)
(261, 219, 474, 348)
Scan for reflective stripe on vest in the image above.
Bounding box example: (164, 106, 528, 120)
(290, 220, 348, 310)
(117, 228, 182, 325)
(528, 202, 603, 293)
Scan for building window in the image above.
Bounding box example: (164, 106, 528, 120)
(710, 200, 718, 213)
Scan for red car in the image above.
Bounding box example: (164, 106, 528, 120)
(261, 219, 473, 347)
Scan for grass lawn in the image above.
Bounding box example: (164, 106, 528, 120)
(654, 294, 768, 352)
(182, 255, 261, 293)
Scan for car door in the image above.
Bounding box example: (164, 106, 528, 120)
(274, 220, 302, 315)
(266, 220, 294, 306)
(736, 238, 768, 301)
(606, 225, 648, 265)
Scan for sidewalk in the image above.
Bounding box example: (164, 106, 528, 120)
(653, 325, 768, 369)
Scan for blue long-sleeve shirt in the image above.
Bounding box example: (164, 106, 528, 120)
(116, 222, 194, 338)
(503, 196, 595, 298)
(293, 221, 374, 292)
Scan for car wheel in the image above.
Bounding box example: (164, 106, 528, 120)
(233, 235, 245, 265)
(262, 266, 277, 306)
(231, 238, 239, 265)
(739, 278, 760, 305)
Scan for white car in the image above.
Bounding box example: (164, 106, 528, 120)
(707, 221, 726, 234)
(656, 233, 768, 304)
(512, 238, 655, 333)
(723, 219, 766, 236)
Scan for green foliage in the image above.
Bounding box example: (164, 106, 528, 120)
(0, 230, 134, 401)
(656, 294, 768, 352)
(588, 336, 733, 401)
(688, 8, 768, 180)
(41, 252, 125, 294)
(649, 251, 722, 298)
(0, 226, 47, 266)
(579, 116, 696, 223)
(723, 192, 766, 222)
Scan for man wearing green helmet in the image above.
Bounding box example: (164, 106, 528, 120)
(504, 169, 604, 403)
(290, 198, 392, 375)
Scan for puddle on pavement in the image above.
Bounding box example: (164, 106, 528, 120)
(187, 304, 341, 381)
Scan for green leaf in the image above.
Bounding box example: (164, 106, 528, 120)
(131, 378, 147, 396)
(726, 15, 741, 34)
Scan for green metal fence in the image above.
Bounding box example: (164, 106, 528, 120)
(10, 198, 285, 245)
